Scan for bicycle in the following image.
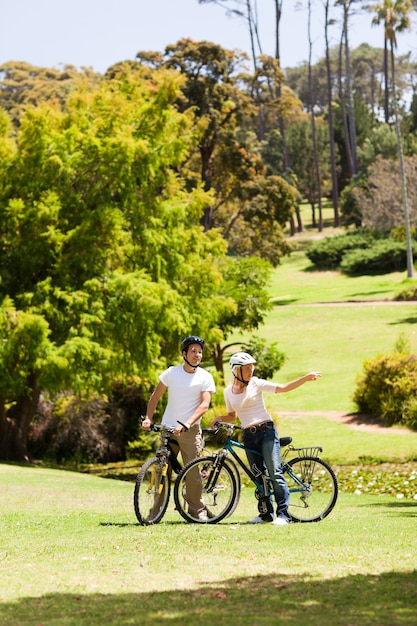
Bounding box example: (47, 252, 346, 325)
(173, 421, 338, 524)
(133, 423, 233, 525)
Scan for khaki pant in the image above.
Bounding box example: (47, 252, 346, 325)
(169, 425, 204, 515)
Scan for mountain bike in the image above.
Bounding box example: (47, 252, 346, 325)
(173, 422, 338, 524)
(133, 423, 233, 525)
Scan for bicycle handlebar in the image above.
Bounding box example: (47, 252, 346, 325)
(212, 421, 242, 432)
(139, 417, 241, 436)
(140, 421, 175, 434)
(141, 420, 215, 436)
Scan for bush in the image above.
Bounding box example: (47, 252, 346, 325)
(340, 240, 416, 275)
(29, 382, 149, 463)
(394, 283, 417, 301)
(244, 336, 286, 379)
(353, 352, 417, 430)
(306, 232, 372, 270)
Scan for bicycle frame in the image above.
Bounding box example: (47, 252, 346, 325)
(217, 434, 322, 499)
(145, 423, 213, 493)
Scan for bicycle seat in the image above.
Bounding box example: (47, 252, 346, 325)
(279, 436, 292, 447)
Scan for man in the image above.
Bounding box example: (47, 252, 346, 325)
(142, 336, 215, 519)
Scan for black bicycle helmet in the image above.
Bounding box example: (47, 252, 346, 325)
(180, 335, 205, 353)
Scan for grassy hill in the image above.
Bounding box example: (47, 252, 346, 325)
(227, 218, 417, 415)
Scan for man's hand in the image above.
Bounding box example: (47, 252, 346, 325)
(141, 417, 152, 430)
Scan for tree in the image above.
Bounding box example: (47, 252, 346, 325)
(137, 39, 300, 261)
(371, 0, 414, 277)
(324, 0, 340, 226)
(0, 61, 100, 127)
(348, 155, 417, 231)
(137, 38, 253, 232)
(208, 257, 274, 378)
(0, 64, 230, 461)
(285, 116, 331, 219)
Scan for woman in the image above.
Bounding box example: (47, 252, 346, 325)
(211, 352, 321, 525)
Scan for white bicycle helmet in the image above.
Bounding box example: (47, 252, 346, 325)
(229, 352, 256, 374)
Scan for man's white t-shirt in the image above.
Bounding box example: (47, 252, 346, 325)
(159, 365, 216, 427)
(224, 376, 276, 429)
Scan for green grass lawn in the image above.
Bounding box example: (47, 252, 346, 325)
(269, 241, 414, 305)
(1, 463, 416, 626)
(224, 238, 417, 414)
(3, 218, 417, 626)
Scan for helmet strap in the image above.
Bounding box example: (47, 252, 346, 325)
(183, 355, 199, 370)
(233, 367, 249, 385)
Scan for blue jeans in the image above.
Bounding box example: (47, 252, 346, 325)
(243, 423, 290, 520)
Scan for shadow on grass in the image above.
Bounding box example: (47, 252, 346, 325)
(364, 501, 417, 516)
(271, 297, 300, 306)
(2, 570, 416, 626)
(389, 315, 417, 325)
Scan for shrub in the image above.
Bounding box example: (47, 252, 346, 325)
(340, 240, 416, 275)
(243, 335, 286, 379)
(394, 283, 417, 301)
(353, 352, 417, 430)
(29, 382, 149, 463)
(306, 231, 372, 270)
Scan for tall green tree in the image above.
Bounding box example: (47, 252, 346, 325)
(0, 65, 229, 461)
(137, 40, 299, 262)
(371, 0, 414, 277)
(0, 61, 100, 127)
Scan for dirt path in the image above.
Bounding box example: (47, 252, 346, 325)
(279, 410, 415, 435)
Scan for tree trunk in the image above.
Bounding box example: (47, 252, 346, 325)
(338, 32, 354, 179)
(324, 0, 340, 227)
(384, 39, 389, 123)
(342, 0, 358, 175)
(213, 343, 225, 378)
(308, 0, 323, 231)
(390, 42, 414, 278)
(0, 373, 41, 461)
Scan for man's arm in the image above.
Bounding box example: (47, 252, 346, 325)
(141, 381, 167, 430)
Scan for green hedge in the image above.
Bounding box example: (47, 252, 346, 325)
(341, 240, 415, 275)
(306, 231, 417, 276)
(306, 232, 372, 270)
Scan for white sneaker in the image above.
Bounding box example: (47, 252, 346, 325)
(248, 516, 271, 524)
(271, 517, 289, 526)
(197, 510, 208, 521)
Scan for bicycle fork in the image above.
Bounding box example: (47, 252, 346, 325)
(150, 454, 169, 496)
(202, 454, 227, 506)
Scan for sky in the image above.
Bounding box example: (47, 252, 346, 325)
(2, 0, 417, 73)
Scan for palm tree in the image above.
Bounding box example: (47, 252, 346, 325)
(371, 0, 414, 277)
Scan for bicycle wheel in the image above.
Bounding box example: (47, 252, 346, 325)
(134, 457, 170, 525)
(173, 456, 239, 524)
(286, 456, 338, 522)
